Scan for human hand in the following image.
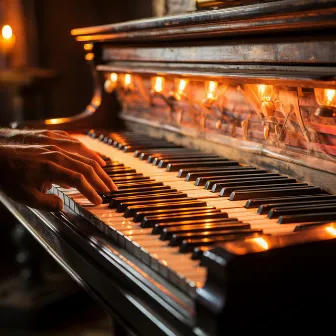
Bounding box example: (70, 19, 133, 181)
(0, 129, 106, 166)
(0, 143, 117, 212)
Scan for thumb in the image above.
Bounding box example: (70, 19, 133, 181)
(25, 187, 64, 212)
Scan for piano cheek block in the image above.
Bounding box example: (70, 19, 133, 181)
(195, 226, 336, 335)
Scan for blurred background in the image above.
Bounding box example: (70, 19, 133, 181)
(0, 0, 194, 335)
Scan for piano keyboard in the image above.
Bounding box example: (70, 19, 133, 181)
(52, 131, 335, 296)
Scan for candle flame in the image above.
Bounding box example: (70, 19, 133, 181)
(2, 25, 12, 40)
(325, 89, 336, 106)
(154, 76, 164, 93)
(110, 73, 118, 82)
(257, 84, 273, 102)
(178, 79, 188, 93)
(124, 74, 132, 87)
(207, 81, 218, 100)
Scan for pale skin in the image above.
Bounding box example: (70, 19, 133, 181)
(0, 129, 117, 212)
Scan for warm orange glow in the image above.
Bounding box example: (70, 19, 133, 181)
(314, 88, 336, 108)
(177, 79, 188, 93)
(2, 25, 12, 40)
(252, 237, 269, 250)
(257, 84, 274, 102)
(206, 81, 218, 100)
(325, 225, 336, 236)
(153, 76, 165, 93)
(110, 72, 118, 82)
(85, 53, 94, 61)
(124, 74, 132, 87)
(83, 43, 93, 51)
(325, 89, 336, 106)
(45, 117, 71, 125)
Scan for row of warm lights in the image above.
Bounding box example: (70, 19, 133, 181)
(104, 73, 336, 114)
(105, 73, 219, 102)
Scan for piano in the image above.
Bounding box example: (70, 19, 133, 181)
(2, 0, 336, 334)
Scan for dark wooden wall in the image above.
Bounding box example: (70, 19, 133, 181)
(31, 0, 153, 120)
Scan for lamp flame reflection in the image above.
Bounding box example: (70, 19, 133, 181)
(251, 237, 269, 250)
(325, 225, 336, 236)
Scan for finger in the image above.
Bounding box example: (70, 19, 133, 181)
(61, 152, 117, 191)
(43, 152, 110, 193)
(37, 145, 116, 190)
(20, 186, 64, 212)
(47, 138, 106, 166)
(44, 162, 102, 205)
(42, 147, 117, 191)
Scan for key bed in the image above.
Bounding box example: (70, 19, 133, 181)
(52, 131, 335, 296)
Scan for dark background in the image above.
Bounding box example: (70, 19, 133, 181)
(0, 0, 152, 124)
(0, 2, 152, 333)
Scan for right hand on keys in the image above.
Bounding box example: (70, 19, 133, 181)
(0, 142, 117, 212)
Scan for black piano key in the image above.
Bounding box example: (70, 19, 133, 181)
(135, 147, 187, 157)
(110, 192, 187, 206)
(278, 212, 336, 224)
(180, 167, 262, 178)
(212, 178, 296, 193)
(170, 228, 259, 246)
(124, 143, 179, 152)
(152, 218, 241, 234)
(152, 152, 218, 164)
(269, 205, 336, 219)
(113, 177, 152, 184)
(141, 211, 228, 228)
(133, 206, 216, 222)
(105, 169, 137, 175)
(157, 157, 229, 168)
(258, 199, 336, 214)
(294, 222, 332, 231)
(167, 161, 240, 172)
(109, 173, 145, 180)
(124, 200, 207, 218)
(179, 232, 261, 253)
(220, 183, 306, 197)
(244, 194, 330, 208)
(198, 173, 280, 187)
(102, 186, 174, 202)
(229, 186, 322, 201)
(117, 181, 164, 189)
(117, 196, 194, 212)
(191, 246, 212, 260)
(160, 222, 248, 240)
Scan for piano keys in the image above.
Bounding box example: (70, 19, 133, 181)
(52, 131, 336, 290)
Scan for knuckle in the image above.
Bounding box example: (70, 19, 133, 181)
(45, 145, 57, 151)
(74, 173, 85, 184)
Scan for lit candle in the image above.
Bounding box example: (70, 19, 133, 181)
(206, 80, 218, 100)
(153, 76, 165, 93)
(1, 25, 16, 67)
(124, 74, 132, 88)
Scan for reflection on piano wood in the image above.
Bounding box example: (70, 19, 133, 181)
(5, 1, 336, 335)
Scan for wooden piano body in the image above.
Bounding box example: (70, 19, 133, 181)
(2, 1, 336, 335)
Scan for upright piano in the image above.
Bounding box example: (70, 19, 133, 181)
(2, 1, 336, 335)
